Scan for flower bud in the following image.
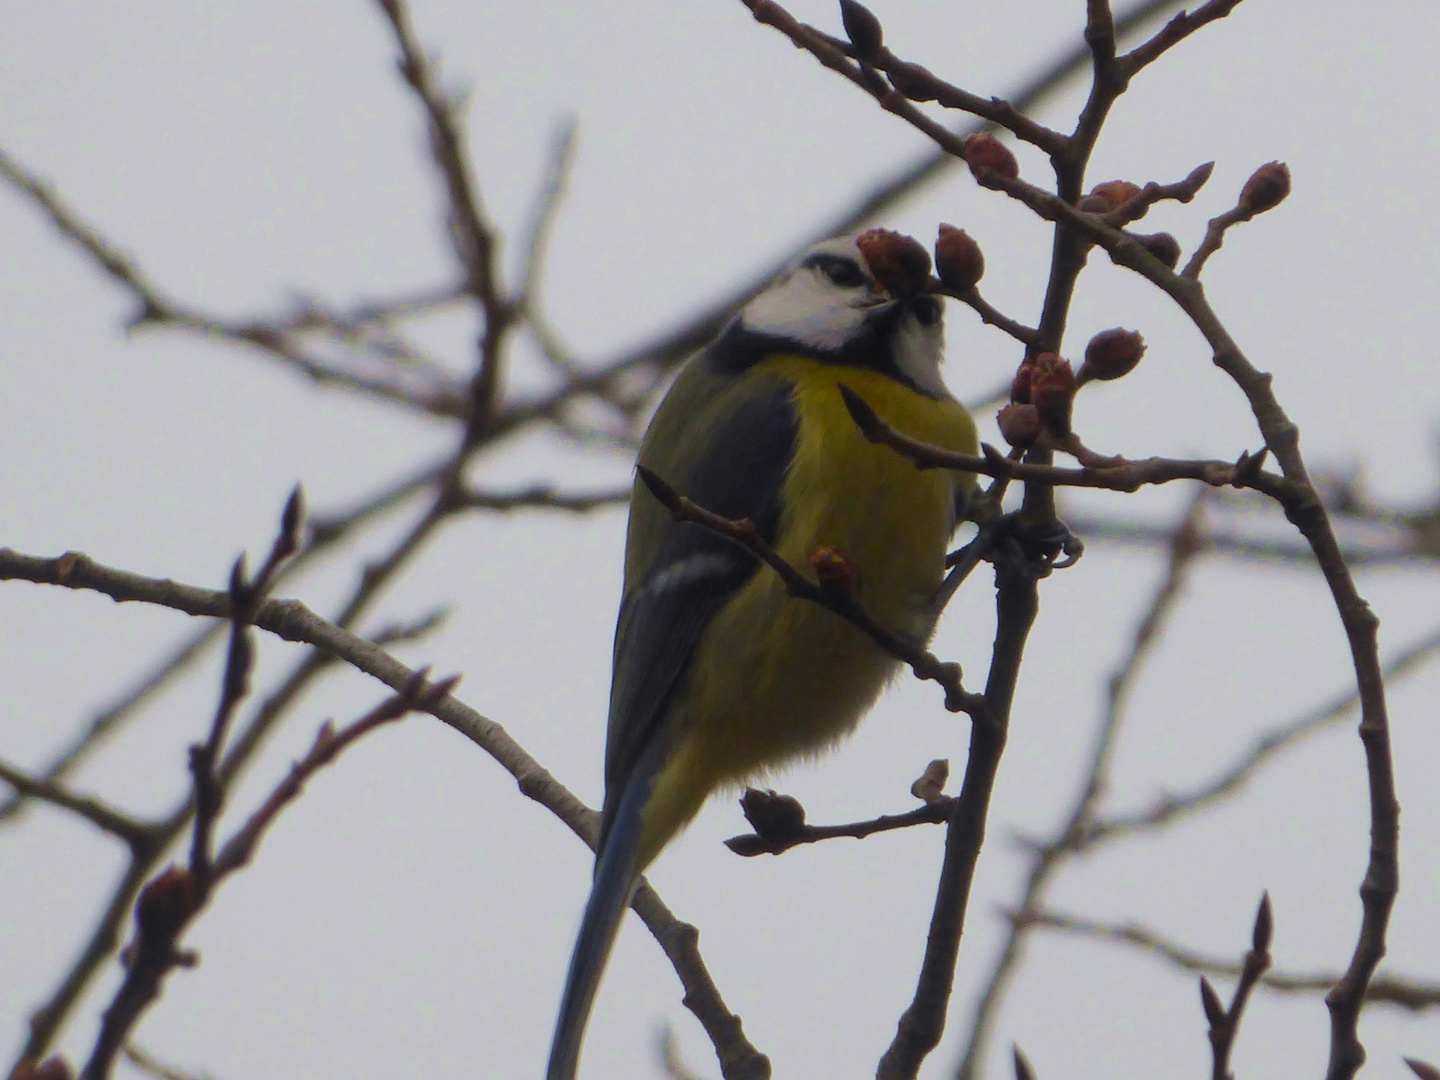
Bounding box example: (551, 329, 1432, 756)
(1238, 160, 1291, 216)
(910, 758, 950, 804)
(839, 0, 884, 59)
(811, 545, 861, 597)
(1083, 179, 1142, 213)
(1029, 352, 1075, 437)
(888, 62, 938, 102)
(1010, 360, 1033, 404)
(1136, 231, 1181, 269)
(136, 864, 196, 938)
(857, 228, 931, 298)
(1081, 327, 1146, 382)
(934, 224, 985, 291)
(997, 403, 1042, 448)
(739, 787, 806, 839)
(964, 132, 1019, 182)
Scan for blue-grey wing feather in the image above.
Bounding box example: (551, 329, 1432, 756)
(599, 371, 797, 847)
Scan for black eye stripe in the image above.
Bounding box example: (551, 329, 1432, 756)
(802, 253, 867, 288)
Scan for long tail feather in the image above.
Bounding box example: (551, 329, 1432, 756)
(546, 768, 652, 1080)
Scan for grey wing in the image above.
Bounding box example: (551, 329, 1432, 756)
(598, 374, 798, 848)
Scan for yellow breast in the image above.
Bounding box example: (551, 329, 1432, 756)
(637, 355, 976, 865)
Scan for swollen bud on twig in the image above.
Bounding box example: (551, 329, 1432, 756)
(1078, 179, 1142, 214)
(739, 787, 806, 839)
(839, 0, 884, 58)
(964, 132, 1019, 182)
(997, 403, 1042, 449)
(135, 865, 197, 938)
(910, 758, 950, 804)
(1029, 353, 1075, 438)
(1252, 891, 1274, 953)
(811, 545, 861, 598)
(1238, 160, 1291, 216)
(887, 62, 939, 102)
(1012, 1046, 1037, 1080)
(934, 224, 985, 291)
(1198, 976, 1227, 1028)
(1136, 231, 1182, 269)
(857, 228, 932, 298)
(1079, 327, 1146, 382)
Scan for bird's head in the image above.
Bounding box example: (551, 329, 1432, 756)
(738, 232, 947, 396)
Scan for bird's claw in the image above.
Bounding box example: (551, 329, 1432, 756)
(987, 513, 1083, 580)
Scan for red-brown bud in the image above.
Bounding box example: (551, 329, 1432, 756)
(1082, 179, 1142, 213)
(1238, 160, 1291, 216)
(739, 787, 807, 839)
(1136, 231, 1182, 269)
(839, 0, 884, 59)
(964, 132, 1019, 182)
(934, 224, 985, 291)
(887, 62, 938, 102)
(997, 403, 1042, 448)
(1029, 352, 1075, 437)
(1080, 327, 1146, 382)
(856, 228, 931, 298)
(1010, 360, 1034, 405)
(811, 545, 861, 598)
(136, 865, 196, 938)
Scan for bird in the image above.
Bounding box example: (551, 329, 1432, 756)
(546, 230, 979, 1080)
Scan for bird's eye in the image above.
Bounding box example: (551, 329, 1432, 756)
(806, 254, 867, 289)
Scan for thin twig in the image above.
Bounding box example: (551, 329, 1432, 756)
(123, 1043, 214, 1080)
(0, 759, 153, 851)
(724, 798, 953, 857)
(878, 566, 1039, 1080)
(1200, 894, 1273, 1080)
(80, 673, 451, 1080)
(1019, 908, 1440, 1011)
(516, 119, 579, 309)
(840, 386, 1287, 500)
(1085, 620, 1440, 846)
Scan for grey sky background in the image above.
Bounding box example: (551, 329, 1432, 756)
(3, 2, 1438, 1078)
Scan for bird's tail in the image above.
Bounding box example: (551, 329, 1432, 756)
(546, 765, 652, 1080)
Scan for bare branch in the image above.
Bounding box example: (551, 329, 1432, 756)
(0, 758, 153, 851)
(840, 386, 1287, 499)
(0, 545, 752, 1076)
(956, 494, 1207, 1078)
(1117, 0, 1246, 77)
(1021, 908, 1440, 1011)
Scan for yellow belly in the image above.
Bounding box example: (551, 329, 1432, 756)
(638, 357, 976, 865)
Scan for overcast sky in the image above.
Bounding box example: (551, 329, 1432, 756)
(3, 2, 1439, 1079)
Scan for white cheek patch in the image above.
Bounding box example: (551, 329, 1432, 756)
(740, 270, 871, 351)
(648, 552, 739, 595)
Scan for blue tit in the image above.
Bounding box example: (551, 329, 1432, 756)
(547, 233, 978, 1080)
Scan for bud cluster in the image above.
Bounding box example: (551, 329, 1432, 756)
(999, 352, 1075, 448)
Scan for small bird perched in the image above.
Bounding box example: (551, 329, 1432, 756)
(547, 230, 978, 1080)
